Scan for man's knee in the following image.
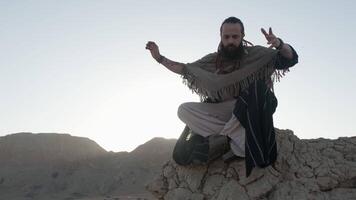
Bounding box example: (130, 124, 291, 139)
(177, 102, 193, 122)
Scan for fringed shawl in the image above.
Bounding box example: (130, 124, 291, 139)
(182, 45, 285, 101)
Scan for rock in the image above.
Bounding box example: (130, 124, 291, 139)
(216, 180, 249, 200)
(245, 167, 280, 199)
(164, 188, 192, 200)
(327, 188, 356, 200)
(146, 175, 168, 199)
(176, 163, 207, 192)
(147, 129, 356, 199)
(202, 174, 227, 196)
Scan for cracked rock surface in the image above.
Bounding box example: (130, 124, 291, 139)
(146, 129, 356, 200)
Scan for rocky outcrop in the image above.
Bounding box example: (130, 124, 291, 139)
(147, 129, 356, 200)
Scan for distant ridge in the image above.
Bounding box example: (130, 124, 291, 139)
(130, 137, 177, 157)
(0, 132, 107, 166)
(0, 132, 176, 199)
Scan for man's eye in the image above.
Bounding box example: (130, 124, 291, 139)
(232, 35, 239, 39)
(224, 36, 230, 39)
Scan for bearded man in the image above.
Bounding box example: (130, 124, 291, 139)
(146, 17, 298, 176)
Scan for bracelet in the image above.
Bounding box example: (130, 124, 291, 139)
(156, 55, 165, 63)
(276, 38, 284, 50)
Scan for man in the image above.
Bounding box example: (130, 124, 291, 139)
(146, 17, 298, 176)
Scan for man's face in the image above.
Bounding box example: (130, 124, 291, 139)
(220, 23, 244, 53)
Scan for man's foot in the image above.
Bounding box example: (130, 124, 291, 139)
(222, 150, 244, 163)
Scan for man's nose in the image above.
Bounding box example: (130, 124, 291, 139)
(227, 38, 235, 44)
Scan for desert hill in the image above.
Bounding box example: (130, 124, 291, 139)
(0, 132, 107, 167)
(0, 133, 176, 200)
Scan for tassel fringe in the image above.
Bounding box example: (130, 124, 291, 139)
(182, 62, 289, 102)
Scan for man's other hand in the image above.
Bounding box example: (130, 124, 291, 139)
(146, 41, 161, 61)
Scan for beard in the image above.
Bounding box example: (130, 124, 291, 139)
(220, 42, 245, 60)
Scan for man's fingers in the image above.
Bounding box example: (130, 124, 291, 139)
(146, 41, 158, 50)
(261, 28, 268, 36)
(261, 27, 274, 35)
(261, 28, 278, 47)
(145, 43, 152, 50)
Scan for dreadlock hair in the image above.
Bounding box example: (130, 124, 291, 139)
(220, 17, 245, 35)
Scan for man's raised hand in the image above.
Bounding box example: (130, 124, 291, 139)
(261, 27, 281, 49)
(146, 41, 161, 61)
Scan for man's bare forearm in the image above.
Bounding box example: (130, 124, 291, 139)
(146, 41, 185, 75)
(158, 56, 185, 75)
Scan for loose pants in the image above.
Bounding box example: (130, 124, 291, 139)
(177, 100, 246, 157)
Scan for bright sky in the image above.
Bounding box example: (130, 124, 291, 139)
(1, 0, 355, 152)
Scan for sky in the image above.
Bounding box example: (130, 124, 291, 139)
(1, 0, 355, 152)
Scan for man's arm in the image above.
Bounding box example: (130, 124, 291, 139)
(277, 42, 294, 60)
(261, 27, 294, 59)
(261, 27, 298, 68)
(146, 41, 185, 75)
(274, 44, 298, 69)
(158, 56, 185, 75)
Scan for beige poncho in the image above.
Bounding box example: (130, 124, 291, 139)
(182, 45, 285, 101)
